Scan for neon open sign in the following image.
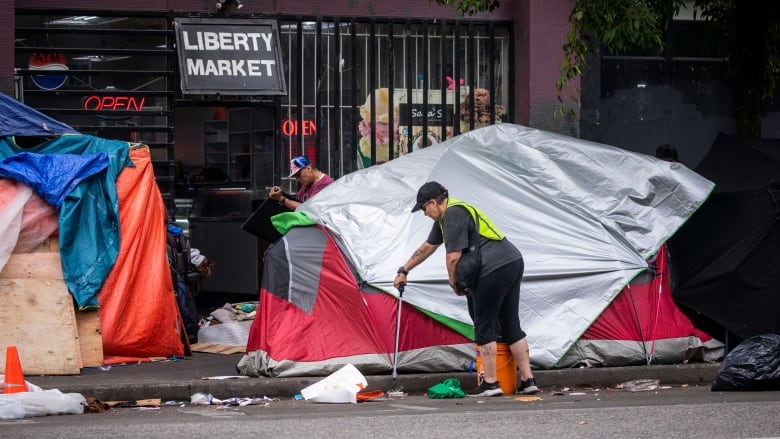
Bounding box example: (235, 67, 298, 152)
(281, 118, 317, 138)
(82, 95, 146, 111)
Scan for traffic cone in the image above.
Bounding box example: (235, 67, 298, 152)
(2, 345, 28, 394)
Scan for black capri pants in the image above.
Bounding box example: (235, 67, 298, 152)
(466, 258, 526, 346)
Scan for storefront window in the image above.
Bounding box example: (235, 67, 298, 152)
(277, 18, 512, 175)
(14, 14, 173, 146)
(594, 19, 734, 167)
(15, 13, 512, 205)
(15, 13, 177, 207)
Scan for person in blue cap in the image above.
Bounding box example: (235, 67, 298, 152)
(268, 156, 334, 210)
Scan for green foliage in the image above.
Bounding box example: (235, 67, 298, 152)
(429, 0, 500, 16)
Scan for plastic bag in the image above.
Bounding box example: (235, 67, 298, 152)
(16, 390, 86, 417)
(0, 180, 32, 273)
(621, 379, 660, 392)
(0, 379, 85, 420)
(0, 397, 25, 420)
(427, 378, 465, 399)
(190, 392, 216, 406)
(711, 333, 780, 391)
(0, 376, 85, 419)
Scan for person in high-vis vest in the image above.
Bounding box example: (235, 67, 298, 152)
(394, 181, 539, 397)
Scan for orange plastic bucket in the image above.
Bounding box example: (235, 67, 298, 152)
(475, 342, 517, 395)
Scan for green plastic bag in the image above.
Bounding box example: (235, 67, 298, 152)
(427, 378, 465, 399)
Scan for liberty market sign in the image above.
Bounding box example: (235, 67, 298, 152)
(174, 18, 287, 95)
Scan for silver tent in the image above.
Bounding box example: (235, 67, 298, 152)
(300, 124, 714, 368)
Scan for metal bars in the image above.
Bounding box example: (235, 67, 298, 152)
(14, 12, 512, 194)
(14, 12, 176, 208)
(276, 17, 510, 175)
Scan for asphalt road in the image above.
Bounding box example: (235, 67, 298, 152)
(4, 384, 780, 438)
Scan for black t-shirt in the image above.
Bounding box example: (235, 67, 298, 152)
(427, 205, 522, 278)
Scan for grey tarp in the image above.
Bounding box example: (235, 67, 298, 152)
(300, 124, 714, 368)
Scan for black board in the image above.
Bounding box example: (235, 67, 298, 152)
(241, 193, 299, 242)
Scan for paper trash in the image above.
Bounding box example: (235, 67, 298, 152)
(300, 364, 367, 404)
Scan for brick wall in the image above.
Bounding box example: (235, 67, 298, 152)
(16, 0, 516, 19)
(526, 0, 578, 136)
(0, 2, 13, 96)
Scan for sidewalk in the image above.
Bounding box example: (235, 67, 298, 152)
(23, 352, 722, 402)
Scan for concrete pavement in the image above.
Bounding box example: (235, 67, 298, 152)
(22, 352, 722, 402)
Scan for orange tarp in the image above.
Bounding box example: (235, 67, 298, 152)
(98, 146, 184, 362)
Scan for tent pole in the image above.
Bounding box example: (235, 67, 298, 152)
(626, 283, 650, 364)
(392, 283, 405, 379)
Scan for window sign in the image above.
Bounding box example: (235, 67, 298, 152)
(174, 18, 287, 95)
(398, 103, 455, 126)
(82, 95, 146, 112)
(81, 94, 146, 121)
(281, 117, 317, 163)
(28, 53, 69, 91)
(281, 118, 317, 138)
(356, 88, 465, 168)
(356, 87, 508, 169)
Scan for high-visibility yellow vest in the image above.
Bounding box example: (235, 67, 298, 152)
(440, 197, 505, 241)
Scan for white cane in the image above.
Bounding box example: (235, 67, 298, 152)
(392, 282, 404, 379)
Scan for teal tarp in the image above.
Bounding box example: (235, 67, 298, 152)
(0, 135, 132, 308)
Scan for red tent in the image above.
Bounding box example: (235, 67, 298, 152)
(237, 226, 723, 376)
(557, 246, 723, 367)
(238, 225, 474, 377)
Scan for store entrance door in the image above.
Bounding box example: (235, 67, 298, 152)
(174, 103, 277, 299)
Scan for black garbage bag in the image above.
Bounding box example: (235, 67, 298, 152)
(711, 333, 780, 391)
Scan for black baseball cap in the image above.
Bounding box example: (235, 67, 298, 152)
(411, 181, 448, 212)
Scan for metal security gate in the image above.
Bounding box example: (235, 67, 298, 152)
(14, 10, 513, 205)
(274, 16, 514, 178)
(14, 10, 177, 210)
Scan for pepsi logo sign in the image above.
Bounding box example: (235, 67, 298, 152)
(28, 53, 69, 90)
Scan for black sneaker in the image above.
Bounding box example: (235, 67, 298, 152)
(517, 378, 539, 395)
(467, 380, 503, 397)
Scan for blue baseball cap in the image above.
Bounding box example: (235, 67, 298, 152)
(288, 156, 311, 178)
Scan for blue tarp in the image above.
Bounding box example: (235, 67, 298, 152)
(0, 151, 109, 208)
(0, 102, 131, 308)
(0, 93, 77, 137)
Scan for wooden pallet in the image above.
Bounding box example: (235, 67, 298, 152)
(189, 342, 246, 355)
(0, 238, 104, 375)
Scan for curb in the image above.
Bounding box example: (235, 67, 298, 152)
(40, 363, 721, 401)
